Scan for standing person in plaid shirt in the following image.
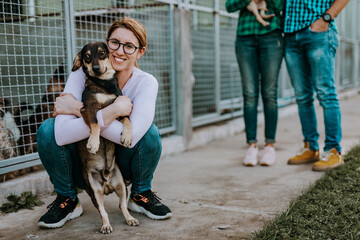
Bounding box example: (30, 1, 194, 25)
(226, 0, 285, 167)
(285, 0, 350, 171)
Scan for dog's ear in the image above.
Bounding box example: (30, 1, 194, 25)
(72, 52, 82, 72)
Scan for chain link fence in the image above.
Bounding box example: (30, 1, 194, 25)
(1, 0, 359, 177)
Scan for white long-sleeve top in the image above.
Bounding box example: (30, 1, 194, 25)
(54, 67, 158, 148)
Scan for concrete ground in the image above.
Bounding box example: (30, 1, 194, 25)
(1, 91, 360, 240)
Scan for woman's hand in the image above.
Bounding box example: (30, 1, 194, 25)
(112, 95, 133, 117)
(101, 95, 133, 127)
(53, 92, 83, 117)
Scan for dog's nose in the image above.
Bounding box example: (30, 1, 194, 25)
(92, 65, 100, 73)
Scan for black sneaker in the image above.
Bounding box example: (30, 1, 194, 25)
(38, 195, 83, 228)
(128, 190, 172, 220)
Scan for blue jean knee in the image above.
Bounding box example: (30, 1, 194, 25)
(37, 118, 82, 199)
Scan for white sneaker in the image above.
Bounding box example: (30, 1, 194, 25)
(260, 145, 276, 166)
(243, 145, 258, 166)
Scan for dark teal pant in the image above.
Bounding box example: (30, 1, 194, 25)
(235, 30, 284, 144)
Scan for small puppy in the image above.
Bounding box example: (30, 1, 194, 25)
(72, 41, 139, 234)
(247, 0, 275, 27)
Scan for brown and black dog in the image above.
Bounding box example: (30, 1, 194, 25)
(72, 41, 138, 234)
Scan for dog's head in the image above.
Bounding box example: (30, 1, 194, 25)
(46, 65, 65, 94)
(72, 42, 115, 79)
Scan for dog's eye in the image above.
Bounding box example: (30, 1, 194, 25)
(84, 54, 91, 60)
(99, 51, 105, 57)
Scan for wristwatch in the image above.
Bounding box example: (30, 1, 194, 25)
(322, 13, 333, 23)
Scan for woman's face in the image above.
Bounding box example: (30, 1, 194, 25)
(107, 27, 145, 72)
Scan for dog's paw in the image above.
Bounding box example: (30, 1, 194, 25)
(126, 217, 140, 227)
(100, 224, 113, 234)
(87, 136, 100, 154)
(120, 133, 132, 148)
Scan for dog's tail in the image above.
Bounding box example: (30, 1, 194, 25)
(13, 102, 34, 126)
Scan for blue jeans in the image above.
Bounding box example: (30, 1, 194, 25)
(285, 27, 341, 152)
(235, 30, 284, 144)
(37, 118, 162, 199)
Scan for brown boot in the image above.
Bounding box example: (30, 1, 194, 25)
(312, 148, 344, 171)
(288, 142, 319, 164)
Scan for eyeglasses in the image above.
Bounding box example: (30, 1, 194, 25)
(106, 38, 140, 55)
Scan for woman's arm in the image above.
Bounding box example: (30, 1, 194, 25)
(100, 75, 158, 148)
(54, 69, 94, 145)
(225, 0, 251, 13)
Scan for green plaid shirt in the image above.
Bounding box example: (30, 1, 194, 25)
(225, 0, 284, 36)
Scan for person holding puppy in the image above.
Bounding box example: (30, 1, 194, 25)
(285, 0, 350, 170)
(37, 16, 172, 229)
(225, 0, 284, 166)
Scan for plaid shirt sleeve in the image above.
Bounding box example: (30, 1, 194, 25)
(225, 0, 251, 13)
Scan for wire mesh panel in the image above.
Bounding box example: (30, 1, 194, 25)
(277, 62, 294, 107)
(218, 0, 227, 11)
(219, 15, 242, 114)
(339, 41, 354, 89)
(358, 1, 360, 40)
(0, 0, 66, 173)
(72, 0, 175, 131)
(336, 1, 359, 89)
(337, 1, 356, 40)
(357, 1, 360, 85)
(191, 10, 217, 118)
(189, 0, 213, 8)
